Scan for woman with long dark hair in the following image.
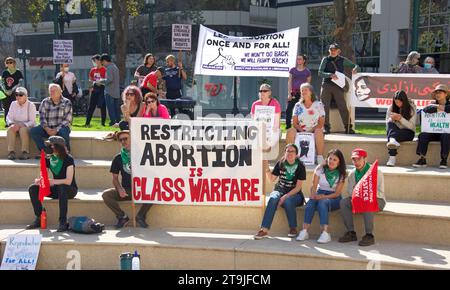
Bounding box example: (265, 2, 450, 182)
(386, 90, 417, 166)
(134, 53, 157, 85)
(26, 136, 78, 232)
(297, 149, 347, 244)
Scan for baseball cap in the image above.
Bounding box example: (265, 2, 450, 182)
(15, 87, 28, 96)
(259, 83, 272, 91)
(351, 148, 368, 159)
(329, 43, 340, 50)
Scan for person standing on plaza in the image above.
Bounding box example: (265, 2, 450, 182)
(85, 54, 107, 127)
(2, 57, 24, 125)
(134, 53, 157, 89)
(54, 63, 79, 105)
(286, 54, 311, 129)
(101, 54, 121, 127)
(318, 43, 359, 134)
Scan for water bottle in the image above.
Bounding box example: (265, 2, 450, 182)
(119, 252, 133, 270)
(131, 250, 140, 270)
(40, 208, 47, 229)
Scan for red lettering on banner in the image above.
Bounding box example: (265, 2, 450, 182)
(188, 178, 260, 203)
(151, 177, 162, 201)
(375, 98, 392, 106)
(249, 179, 260, 201)
(174, 179, 186, 202)
(201, 179, 212, 202)
(162, 178, 174, 202)
(211, 178, 221, 201)
(221, 178, 230, 201)
(133, 177, 150, 201)
(229, 179, 241, 202)
(189, 179, 202, 202)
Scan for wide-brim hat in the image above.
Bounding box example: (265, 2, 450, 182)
(116, 130, 130, 141)
(45, 136, 66, 147)
(431, 84, 449, 97)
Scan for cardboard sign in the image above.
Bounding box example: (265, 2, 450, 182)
(421, 111, 450, 134)
(0, 235, 42, 270)
(172, 24, 192, 51)
(295, 132, 315, 166)
(53, 40, 73, 64)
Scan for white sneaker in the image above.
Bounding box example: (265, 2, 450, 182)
(386, 156, 396, 167)
(296, 229, 309, 241)
(387, 138, 400, 149)
(316, 155, 325, 165)
(317, 231, 331, 244)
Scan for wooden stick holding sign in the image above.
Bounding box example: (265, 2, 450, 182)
(178, 50, 182, 78)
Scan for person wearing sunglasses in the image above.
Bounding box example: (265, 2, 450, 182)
(102, 130, 152, 229)
(5, 87, 36, 160)
(2, 57, 24, 124)
(140, 92, 170, 119)
(254, 144, 306, 240)
(26, 136, 78, 232)
(119, 85, 143, 130)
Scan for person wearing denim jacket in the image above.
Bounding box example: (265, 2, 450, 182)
(254, 144, 306, 240)
(296, 149, 347, 244)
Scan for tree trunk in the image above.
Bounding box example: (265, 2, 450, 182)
(333, 0, 357, 61)
(112, 0, 128, 84)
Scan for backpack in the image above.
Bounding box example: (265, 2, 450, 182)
(68, 216, 105, 234)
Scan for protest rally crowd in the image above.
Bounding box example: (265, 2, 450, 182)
(1, 41, 449, 248)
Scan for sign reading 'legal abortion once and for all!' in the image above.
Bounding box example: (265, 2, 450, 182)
(421, 111, 450, 134)
(194, 25, 299, 77)
(351, 73, 450, 109)
(131, 118, 263, 206)
(53, 40, 73, 64)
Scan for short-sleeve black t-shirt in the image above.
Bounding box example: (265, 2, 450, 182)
(272, 159, 306, 194)
(46, 155, 77, 189)
(2, 69, 24, 90)
(136, 65, 156, 78)
(110, 153, 131, 189)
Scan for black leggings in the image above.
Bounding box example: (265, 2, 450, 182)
(386, 122, 415, 156)
(29, 184, 77, 223)
(85, 88, 106, 126)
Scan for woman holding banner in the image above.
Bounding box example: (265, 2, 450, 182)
(385, 90, 417, 167)
(413, 84, 450, 169)
(254, 144, 306, 240)
(296, 149, 347, 244)
(286, 83, 325, 165)
(286, 54, 311, 129)
(26, 136, 78, 232)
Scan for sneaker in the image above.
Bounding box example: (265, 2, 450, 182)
(317, 231, 332, 244)
(386, 156, 396, 167)
(338, 231, 357, 243)
(439, 159, 447, 169)
(288, 228, 298, 237)
(296, 229, 309, 241)
(358, 233, 375, 246)
(412, 157, 427, 168)
(7, 151, 15, 160)
(112, 123, 120, 128)
(135, 216, 149, 228)
(254, 229, 268, 240)
(25, 218, 41, 230)
(387, 138, 400, 149)
(57, 222, 69, 232)
(316, 155, 325, 165)
(115, 215, 130, 229)
(19, 151, 30, 160)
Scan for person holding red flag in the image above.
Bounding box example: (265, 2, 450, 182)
(26, 136, 78, 232)
(338, 148, 386, 246)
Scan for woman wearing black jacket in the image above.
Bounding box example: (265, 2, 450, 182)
(413, 84, 450, 169)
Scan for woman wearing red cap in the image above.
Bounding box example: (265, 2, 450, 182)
(338, 148, 386, 247)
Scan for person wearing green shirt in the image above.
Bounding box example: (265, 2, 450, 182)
(318, 43, 358, 134)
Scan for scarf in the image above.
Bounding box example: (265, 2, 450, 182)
(7, 68, 17, 75)
(283, 159, 299, 181)
(324, 167, 340, 188)
(355, 162, 371, 183)
(49, 155, 63, 176)
(121, 148, 131, 174)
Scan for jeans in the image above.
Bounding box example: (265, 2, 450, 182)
(386, 122, 415, 156)
(29, 184, 77, 223)
(261, 191, 304, 230)
(303, 189, 341, 226)
(104, 94, 121, 125)
(416, 132, 450, 160)
(30, 125, 71, 152)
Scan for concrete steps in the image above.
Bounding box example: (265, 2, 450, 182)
(1, 190, 449, 246)
(1, 161, 449, 203)
(1, 226, 449, 270)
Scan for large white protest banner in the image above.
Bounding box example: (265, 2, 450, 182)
(53, 40, 73, 64)
(0, 235, 42, 270)
(351, 73, 450, 109)
(194, 25, 299, 77)
(130, 118, 263, 206)
(421, 111, 450, 134)
(172, 24, 192, 51)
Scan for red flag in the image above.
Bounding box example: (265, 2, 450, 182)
(351, 160, 379, 213)
(38, 150, 51, 202)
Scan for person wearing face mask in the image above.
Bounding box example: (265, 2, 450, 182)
(85, 55, 107, 127)
(2, 57, 24, 125)
(54, 63, 79, 104)
(421, 56, 439, 74)
(397, 51, 422, 73)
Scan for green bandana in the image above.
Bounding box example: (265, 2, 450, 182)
(283, 159, 299, 181)
(121, 148, 131, 174)
(7, 68, 17, 75)
(324, 167, 340, 188)
(49, 155, 63, 176)
(355, 162, 371, 183)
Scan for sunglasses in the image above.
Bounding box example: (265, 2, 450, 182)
(126, 92, 136, 96)
(147, 99, 156, 104)
(259, 90, 270, 93)
(119, 137, 129, 142)
(6, 62, 14, 64)
(16, 93, 25, 97)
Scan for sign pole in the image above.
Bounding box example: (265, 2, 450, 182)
(262, 159, 267, 218)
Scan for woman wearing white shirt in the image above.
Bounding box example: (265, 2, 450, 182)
(54, 64, 78, 104)
(6, 87, 36, 160)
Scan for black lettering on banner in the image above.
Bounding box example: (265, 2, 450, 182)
(140, 143, 154, 166)
(161, 125, 171, 140)
(141, 125, 150, 140)
(151, 125, 161, 140)
(156, 144, 167, 166)
(197, 145, 210, 167)
(212, 146, 225, 167)
(182, 145, 196, 167)
(169, 144, 182, 166)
